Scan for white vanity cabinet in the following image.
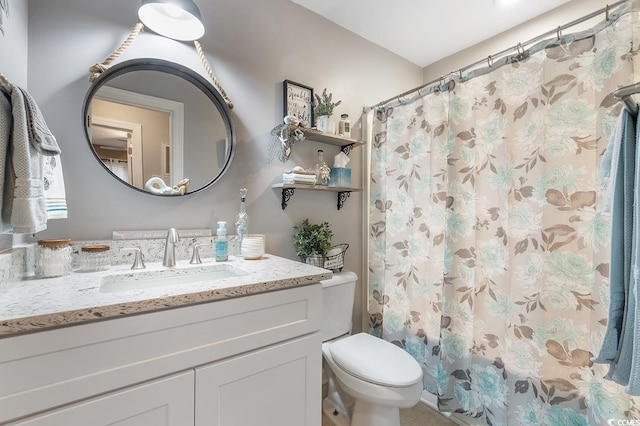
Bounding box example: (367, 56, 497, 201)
(0, 283, 322, 426)
(195, 334, 320, 425)
(9, 371, 195, 426)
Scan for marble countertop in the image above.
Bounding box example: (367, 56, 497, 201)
(0, 254, 332, 337)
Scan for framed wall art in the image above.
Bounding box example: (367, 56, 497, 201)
(283, 79, 314, 128)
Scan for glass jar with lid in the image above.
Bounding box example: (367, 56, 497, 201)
(338, 114, 351, 138)
(80, 245, 112, 272)
(35, 239, 72, 278)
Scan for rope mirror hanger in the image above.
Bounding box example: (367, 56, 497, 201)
(87, 22, 233, 110)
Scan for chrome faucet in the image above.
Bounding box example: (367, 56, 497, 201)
(163, 228, 180, 267)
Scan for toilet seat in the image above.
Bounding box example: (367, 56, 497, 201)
(329, 333, 422, 387)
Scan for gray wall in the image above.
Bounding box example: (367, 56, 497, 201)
(0, 0, 27, 86)
(20, 0, 422, 331)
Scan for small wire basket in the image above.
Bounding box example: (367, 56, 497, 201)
(323, 243, 349, 272)
(303, 255, 325, 268)
(301, 244, 349, 271)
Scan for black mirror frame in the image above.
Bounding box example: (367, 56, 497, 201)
(82, 58, 236, 196)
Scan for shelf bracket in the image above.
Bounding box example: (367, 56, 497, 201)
(280, 188, 295, 210)
(341, 143, 354, 156)
(337, 191, 351, 210)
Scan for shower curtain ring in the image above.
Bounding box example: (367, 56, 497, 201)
(447, 73, 456, 91)
(487, 55, 494, 68)
(557, 26, 562, 40)
(516, 42, 524, 57)
(606, 4, 610, 21)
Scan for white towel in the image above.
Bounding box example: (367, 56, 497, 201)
(283, 173, 317, 184)
(18, 87, 60, 156)
(43, 155, 67, 219)
(9, 85, 47, 234)
(11, 177, 46, 234)
(282, 172, 317, 184)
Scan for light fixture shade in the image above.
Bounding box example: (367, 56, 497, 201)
(138, 0, 205, 41)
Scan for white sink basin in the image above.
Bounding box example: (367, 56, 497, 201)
(100, 263, 248, 293)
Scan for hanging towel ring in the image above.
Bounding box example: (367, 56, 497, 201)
(487, 55, 494, 68)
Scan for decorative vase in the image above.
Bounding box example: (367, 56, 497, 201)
(316, 115, 331, 133)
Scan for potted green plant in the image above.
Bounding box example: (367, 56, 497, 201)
(292, 218, 333, 267)
(313, 88, 341, 133)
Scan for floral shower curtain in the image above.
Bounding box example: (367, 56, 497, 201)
(368, 5, 640, 425)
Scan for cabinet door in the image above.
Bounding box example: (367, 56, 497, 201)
(195, 334, 321, 426)
(11, 371, 194, 426)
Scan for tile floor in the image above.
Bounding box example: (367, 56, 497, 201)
(321, 401, 456, 426)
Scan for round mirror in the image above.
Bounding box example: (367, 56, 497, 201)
(83, 58, 235, 196)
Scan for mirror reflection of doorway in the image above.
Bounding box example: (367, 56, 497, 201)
(90, 117, 143, 187)
(91, 86, 184, 189)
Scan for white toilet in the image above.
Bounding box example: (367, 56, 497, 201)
(321, 272, 423, 426)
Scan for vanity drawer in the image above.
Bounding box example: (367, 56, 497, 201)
(0, 283, 322, 424)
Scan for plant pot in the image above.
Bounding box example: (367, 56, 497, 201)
(316, 115, 331, 133)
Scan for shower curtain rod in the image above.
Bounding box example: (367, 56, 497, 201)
(367, 0, 627, 110)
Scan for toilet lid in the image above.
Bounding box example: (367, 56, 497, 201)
(329, 333, 423, 387)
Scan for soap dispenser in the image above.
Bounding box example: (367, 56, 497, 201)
(215, 221, 228, 262)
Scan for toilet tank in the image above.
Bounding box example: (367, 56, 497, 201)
(321, 271, 357, 341)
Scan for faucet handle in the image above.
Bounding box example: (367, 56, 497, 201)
(190, 244, 207, 264)
(121, 247, 146, 270)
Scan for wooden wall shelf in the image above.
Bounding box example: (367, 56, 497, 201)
(272, 183, 361, 210)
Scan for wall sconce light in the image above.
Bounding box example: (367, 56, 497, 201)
(137, 0, 205, 41)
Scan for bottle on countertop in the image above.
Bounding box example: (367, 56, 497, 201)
(215, 221, 228, 262)
(235, 188, 249, 255)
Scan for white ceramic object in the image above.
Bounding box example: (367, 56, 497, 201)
(241, 235, 265, 260)
(316, 115, 331, 133)
(320, 272, 423, 426)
